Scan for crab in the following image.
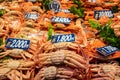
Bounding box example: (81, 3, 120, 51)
(84, 38, 120, 60)
(35, 49, 88, 69)
(3, 11, 24, 37)
(0, 59, 35, 80)
(34, 66, 82, 80)
(15, 27, 48, 54)
(21, 2, 43, 13)
(90, 61, 120, 80)
(111, 20, 120, 37)
(54, 18, 88, 47)
(0, 18, 9, 40)
(39, 42, 82, 53)
(0, 49, 33, 60)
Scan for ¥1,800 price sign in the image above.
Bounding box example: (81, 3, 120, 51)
(51, 34, 75, 43)
(5, 38, 30, 50)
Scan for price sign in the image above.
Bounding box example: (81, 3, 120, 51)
(49, 0, 60, 12)
(96, 45, 119, 56)
(88, 0, 96, 2)
(94, 10, 114, 19)
(26, 0, 36, 2)
(60, 9, 70, 13)
(25, 13, 38, 20)
(51, 34, 75, 43)
(5, 38, 30, 50)
(51, 16, 71, 24)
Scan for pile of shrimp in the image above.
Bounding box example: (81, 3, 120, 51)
(0, 0, 120, 80)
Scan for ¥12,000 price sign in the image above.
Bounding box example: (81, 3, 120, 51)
(51, 34, 75, 43)
(96, 45, 119, 56)
(5, 38, 30, 50)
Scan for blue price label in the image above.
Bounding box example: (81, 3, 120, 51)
(49, 0, 60, 12)
(51, 34, 75, 43)
(94, 10, 114, 19)
(25, 13, 38, 20)
(5, 38, 30, 50)
(60, 9, 70, 13)
(96, 45, 119, 56)
(26, 0, 36, 2)
(51, 16, 71, 24)
(88, 0, 96, 2)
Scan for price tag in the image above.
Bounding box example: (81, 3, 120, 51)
(25, 13, 38, 20)
(5, 38, 30, 50)
(51, 34, 75, 43)
(51, 16, 71, 24)
(60, 9, 70, 13)
(88, 0, 96, 2)
(0, 6, 4, 10)
(49, 0, 60, 12)
(26, 0, 36, 2)
(96, 45, 119, 56)
(94, 10, 114, 19)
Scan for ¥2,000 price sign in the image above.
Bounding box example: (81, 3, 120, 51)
(5, 38, 30, 50)
(51, 34, 75, 43)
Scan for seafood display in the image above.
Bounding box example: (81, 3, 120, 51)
(0, 0, 120, 80)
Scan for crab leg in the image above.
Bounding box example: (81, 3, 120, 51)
(64, 60, 78, 68)
(0, 51, 11, 59)
(58, 70, 73, 77)
(56, 74, 72, 79)
(65, 57, 86, 69)
(91, 77, 112, 80)
(43, 58, 52, 65)
(67, 53, 87, 64)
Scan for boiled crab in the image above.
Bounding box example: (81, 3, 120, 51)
(111, 20, 120, 37)
(52, 18, 87, 47)
(84, 38, 120, 60)
(35, 49, 88, 69)
(90, 61, 120, 80)
(0, 49, 33, 60)
(3, 11, 24, 37)
(0, 59, 35, 80)
(39, 42, 82, 53)
(34, 66, 81, 80)
(15, 27, 48, 54)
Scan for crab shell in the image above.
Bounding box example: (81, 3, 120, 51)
(36, 49, 88, 69)
(83, 39, 120, 60)
(0, 59, 35, 80)
(41, 42, 80, 53)
(91, 62, 120, 80)
(34, 66, 79, 80)
(0, 59, 35, 70)
(0, 49, 33, 59)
